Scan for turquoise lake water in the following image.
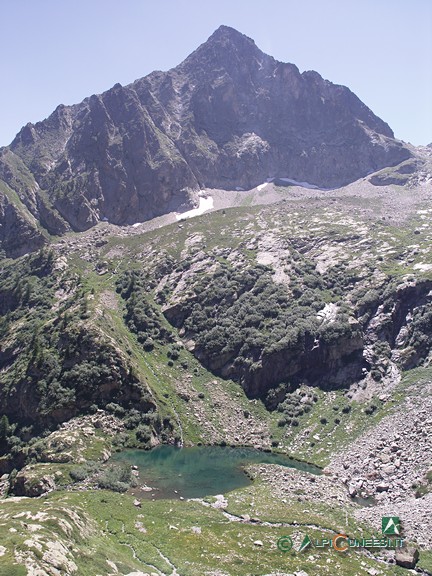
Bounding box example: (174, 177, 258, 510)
(114, 445, 321, 500)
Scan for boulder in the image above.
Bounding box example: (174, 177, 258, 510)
(395, 547, 419, 569)
(12, 469, 56, 497)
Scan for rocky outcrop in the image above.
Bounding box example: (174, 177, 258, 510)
(248, 325, 364, 397)
(191, 325, 365, 398)
(0, 191, 46, 258)
(0, 26, 411, 256)
(362, 278, 432, 370)
(11, 468, 56, 497)
(395, 547, 419, 569)
(369, 159, 420, 186)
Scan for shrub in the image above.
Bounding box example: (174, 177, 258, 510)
(0, 415, 10, 440)
(364, 403, 377, 416)
(371, 369, 382, 381)
(124, 410, 142, 429)
(143, 338, 154, 351)
(167, 347, 180, 360)
(136, 424, 152, 443)
(70, 462, 97, 482)
(142, 411, 160, 426)
(105, 403, 125, 416)
(97, 465, 132, 492)
(357, 289, 380, 309)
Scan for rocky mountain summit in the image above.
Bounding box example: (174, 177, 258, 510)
(0, 25, 412, 257)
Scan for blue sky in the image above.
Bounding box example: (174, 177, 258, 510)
(0, 0, 431, 146)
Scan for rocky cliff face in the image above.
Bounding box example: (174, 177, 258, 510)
(0, 192, 46, 258)
(0, 26, 411, 255)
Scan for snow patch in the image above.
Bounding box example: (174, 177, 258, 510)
(257, 183, 268, 191)
(176, 196, 214, 221)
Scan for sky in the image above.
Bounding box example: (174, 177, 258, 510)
(0, 0, 431, 146)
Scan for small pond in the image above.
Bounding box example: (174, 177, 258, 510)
(113, 445, 321, 500)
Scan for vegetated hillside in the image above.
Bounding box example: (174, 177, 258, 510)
(116, 203, 432, 406)
(0, 249, 180, 478)
(0, 25, 412, 257)
(1, 177, 432, 454)
(0, 174, 432, 574)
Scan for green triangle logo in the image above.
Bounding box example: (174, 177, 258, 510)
(298, 534, 312, 552)
(382, 517, 400, 535)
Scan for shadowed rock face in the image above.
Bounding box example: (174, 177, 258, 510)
(0, 25, 410, 253)
(0, 192, 46, 258)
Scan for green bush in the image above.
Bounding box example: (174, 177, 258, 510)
(70, 462, 97, 482)
(97, 465, 132, 492)
(136, 424, 152, 443)
(364, 403, 378, 415)
(371, 369, 382, 381)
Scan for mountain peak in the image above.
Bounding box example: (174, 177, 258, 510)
(0, 25, 411, 251)
(180, 25, 264, 72)
(207, 25, 255, 45)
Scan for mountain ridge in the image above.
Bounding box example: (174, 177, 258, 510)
(0, 25, 412, 257)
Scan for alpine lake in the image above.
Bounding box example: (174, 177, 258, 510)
(113, 445, 321, 500)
